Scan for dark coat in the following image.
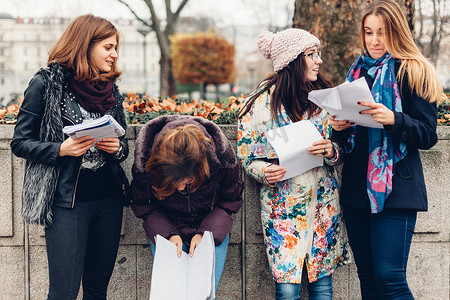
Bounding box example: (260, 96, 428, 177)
(11, 63, 129, 216)
(332, 65, 438, 211)
(131, 115, 243, 246)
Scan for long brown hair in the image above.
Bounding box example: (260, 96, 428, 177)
(360, 0, 445, 103)
(238, 54, 331, 124)
(48, 14, 121, 82)
(145, 124, 212, 200)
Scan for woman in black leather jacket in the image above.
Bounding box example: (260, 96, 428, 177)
(10, 14, 128, 300)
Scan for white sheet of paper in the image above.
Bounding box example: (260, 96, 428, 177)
(149, 235, 188, 300)
(149, 232, 215, 300)
(62, 114, 126, 140)
(308, 77, 383, 128)
(266, 120, 324, 180)
(187, 231, 215, 300)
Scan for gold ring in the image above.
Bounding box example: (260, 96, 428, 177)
(321, 149, 327, 155)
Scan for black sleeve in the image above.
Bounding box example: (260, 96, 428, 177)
(385, 84, 438, 150)
(10, 75, 61, 165)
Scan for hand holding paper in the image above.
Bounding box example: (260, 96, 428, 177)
(149, 231, 215, 300)
(358, 101, 396, 126)
(308, 77, 383, 128)
(266, 120, 324, 180)
(63, 115, 125, 141)
(264, 164, 287, 184)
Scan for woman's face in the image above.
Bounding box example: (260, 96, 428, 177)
(90, 35, 118, 73)
(303, 46, 322, 82)
(364, 14, 387, 59)
(176, 178, 194, 193)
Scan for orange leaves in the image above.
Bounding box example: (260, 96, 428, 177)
(0, 102, 20, 124)
(170, 33, 235, 85)
(437, 96, 450, 126)
(123, 93, 245, 124)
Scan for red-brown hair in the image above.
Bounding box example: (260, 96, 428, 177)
(48, 14, 121, 82)
(145, 124, 212, 199)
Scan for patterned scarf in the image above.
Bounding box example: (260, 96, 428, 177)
(346, 52, 407, 213)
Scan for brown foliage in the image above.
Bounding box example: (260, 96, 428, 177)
(122, 92, 245, 124)
(170, 33, 235, 85)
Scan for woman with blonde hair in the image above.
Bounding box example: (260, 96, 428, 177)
(11, 14, 128, 299)
(130, 115, 243, 294)
(330, 0, 444, 298)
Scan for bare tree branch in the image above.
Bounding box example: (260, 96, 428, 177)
(116, 0, 152, 27)
(165, 0, 172, 23)
(174, 0, 189, 17)
(143, 0, 160, 31)
(115, 0, 190, 96)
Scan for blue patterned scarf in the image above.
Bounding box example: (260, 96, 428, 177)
(346, 52, 407, 213)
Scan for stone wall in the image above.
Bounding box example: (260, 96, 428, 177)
(0, 124, 448, 300)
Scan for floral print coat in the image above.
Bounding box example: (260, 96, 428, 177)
(237, 90, 351, 283)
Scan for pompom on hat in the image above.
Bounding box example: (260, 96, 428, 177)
(257, 28, 320, 72)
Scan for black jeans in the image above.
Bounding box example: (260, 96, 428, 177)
(45, 196, 123, 300)
(343, 206, 417, 300)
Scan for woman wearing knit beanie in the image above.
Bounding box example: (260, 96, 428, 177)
(237, 28, 351, 299)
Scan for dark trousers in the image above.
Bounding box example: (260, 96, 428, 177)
(45, 196, 123, 300)
(343, 206, 417, 300)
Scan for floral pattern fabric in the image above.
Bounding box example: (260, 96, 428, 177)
(237, 90, 351, 283)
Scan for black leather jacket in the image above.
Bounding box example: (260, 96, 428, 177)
(11, 71, 129, 209)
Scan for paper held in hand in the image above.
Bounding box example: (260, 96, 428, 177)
(266, 120, 324, 180)
(149, 231, 215, 300)
(308, 77, 383, 129)
(62, 115, 125, 140)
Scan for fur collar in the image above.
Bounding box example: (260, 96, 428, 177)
(133, 115, 237, 175)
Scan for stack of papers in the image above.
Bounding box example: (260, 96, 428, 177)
(266, 120, 324, 180)
(308, 77, 383, 128)
(62, 115, 125, 140)
(149, 231, 215, 300)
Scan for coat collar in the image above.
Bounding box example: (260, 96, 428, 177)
(134, 115, 236, 176)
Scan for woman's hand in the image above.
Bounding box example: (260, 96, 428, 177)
(359, 101, 395, 125)
(189, 233, 203, 257)
(329, 115, 354, 131)
(264, 164, 287, 184)
(308, 138, 335, 158)
(58, 135, 96, 157)
(169, 235, 183, 258)
(95, 137, 120, 154)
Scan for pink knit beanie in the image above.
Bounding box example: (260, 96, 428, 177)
(257, 28, 320, 72)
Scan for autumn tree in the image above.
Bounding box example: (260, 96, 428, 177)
(116, 0, 189, 97)
(170, 33, 235, 101)
(293, 0, 415, 84)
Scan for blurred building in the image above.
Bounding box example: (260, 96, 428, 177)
(0, 13, 160, 105)
(1, 12, 446, 105)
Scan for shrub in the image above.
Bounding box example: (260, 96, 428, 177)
(123, 93, 244, 125)
(437, 96, 450, 126)
(1, 93, 449, 126)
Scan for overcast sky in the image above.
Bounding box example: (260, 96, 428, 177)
(1, 0, 294, 27)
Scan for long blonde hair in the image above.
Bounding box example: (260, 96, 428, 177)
(360, 0, 445, 103)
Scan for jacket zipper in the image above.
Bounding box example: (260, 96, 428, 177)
(62, 115, 83, 208)
(187, 191, 191, 213)
(210, 185, 217, 211)
(71, 156, 84, 208)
